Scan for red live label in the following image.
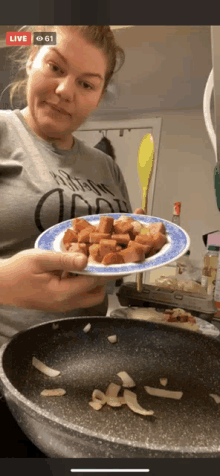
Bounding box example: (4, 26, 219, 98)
(6, 32, 32, 46)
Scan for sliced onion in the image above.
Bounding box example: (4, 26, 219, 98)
(145, 386, 183, 400)
(32, 357, 60, 377)
(105, 383, 122, 407)
(210, 393, 220, 404)
(106, 382, 121, 397)
(160, 378, 168, 387)
(92, 389, 107, 405)
(124, 389, 154, 416)
(52, 323, 59, 330)
(89, 401, 103, 411)
(107, 335, 117, 343)
(117, 371, 136, 388)
(40, 388, 66, 397)
(83, 323, 91, 333)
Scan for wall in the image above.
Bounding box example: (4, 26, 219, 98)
(81, 107, 219, 268)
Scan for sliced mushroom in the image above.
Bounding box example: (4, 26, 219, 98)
(117, 371, 136, 388)
(145, 386, 183, 400)
(160, 378, 168, 387)
(209, 393, 220, 404)
(32, 357, 60, 377)
(124, 389, 154, 416)
(107, 335, 117, 344)
(83, 323, 91, 333)
(40, 388, 66, 397)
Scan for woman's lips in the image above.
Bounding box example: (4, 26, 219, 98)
(45, 102, 70, 116)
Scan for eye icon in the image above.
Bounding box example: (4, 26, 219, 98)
(36, 36, 43, 41)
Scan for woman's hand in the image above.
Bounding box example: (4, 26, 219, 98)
(0, 249, 109, 312)
(133, 208, 146, 215)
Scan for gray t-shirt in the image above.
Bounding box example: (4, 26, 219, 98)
(0, 109, 132, 345)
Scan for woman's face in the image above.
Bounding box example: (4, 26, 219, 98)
(24, 27, 107, 148)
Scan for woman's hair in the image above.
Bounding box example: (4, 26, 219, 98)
(6, 25, 125, 109)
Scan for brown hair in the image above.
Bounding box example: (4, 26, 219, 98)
(7, 25, 125, 108)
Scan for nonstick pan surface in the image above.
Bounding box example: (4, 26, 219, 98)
(0, 316, 220, 457)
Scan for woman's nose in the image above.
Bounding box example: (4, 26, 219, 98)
(55, 77, 75, 102)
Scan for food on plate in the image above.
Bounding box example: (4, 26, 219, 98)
(209, 394, 220, 404)
(117, 371, 136, 388)
(83, 323, 91, 333)
(124, 389, 154, 416)
(126, 307, 200, 332)
(32, 357, 60, 377)
(144, 386, 183, 400)
(63, 215, 167, 265)
(40, 388, 66, 397)
(160, 378, 168, 387)
(164, 308, 196, 323)
(107, 335, 117, 343)
(155, 275, 207, 296)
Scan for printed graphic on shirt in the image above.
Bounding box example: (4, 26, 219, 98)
(34, 169, 130, 232)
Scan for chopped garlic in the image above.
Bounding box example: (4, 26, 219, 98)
(210, 393, 220, 404)
(117, 371, 136, 388)
(107, 335, 117, 344)
(160, 378, 168, 387)
(145, 386, 183, 400)
(124, 390, 154, 416)
(40, 388, 66, 397)
(32, 357, 60, 377)
(83, 323, 91, 333)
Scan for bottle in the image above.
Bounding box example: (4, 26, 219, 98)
(202, 246, 220, 297)
(172, 202, 181, 226)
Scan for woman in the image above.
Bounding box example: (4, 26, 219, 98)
(0, 25, 144, 346)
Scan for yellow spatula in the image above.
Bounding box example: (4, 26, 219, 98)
(136, 133, 155, 292)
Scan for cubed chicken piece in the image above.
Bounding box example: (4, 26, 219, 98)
(150, 231, 167, 251)
(102, 252, 125, 265)
(148, 222, 166, 235)
(78, 243, 88, 256)
(111, 233, 130, 245)
(89, 244, 102, 263)
(63, 228, 78, 246)
(89, 233, 111, 244)
(128, 240, 152, 256)
(118, 246, 145, 263)
(78, 227, 94, 243)
(135, 233, 154, 246)
(97, 216, 114, 234)
(99, 239, 117, 259)
(113, 221, 134, 235)
(72, 218, 94, 233)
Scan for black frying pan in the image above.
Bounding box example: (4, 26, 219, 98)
(0, 316, 220, 458)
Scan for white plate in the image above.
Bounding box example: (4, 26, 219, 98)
(35, 213, 190, 276)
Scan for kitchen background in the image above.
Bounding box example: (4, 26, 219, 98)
(0, 25, 218, 274)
